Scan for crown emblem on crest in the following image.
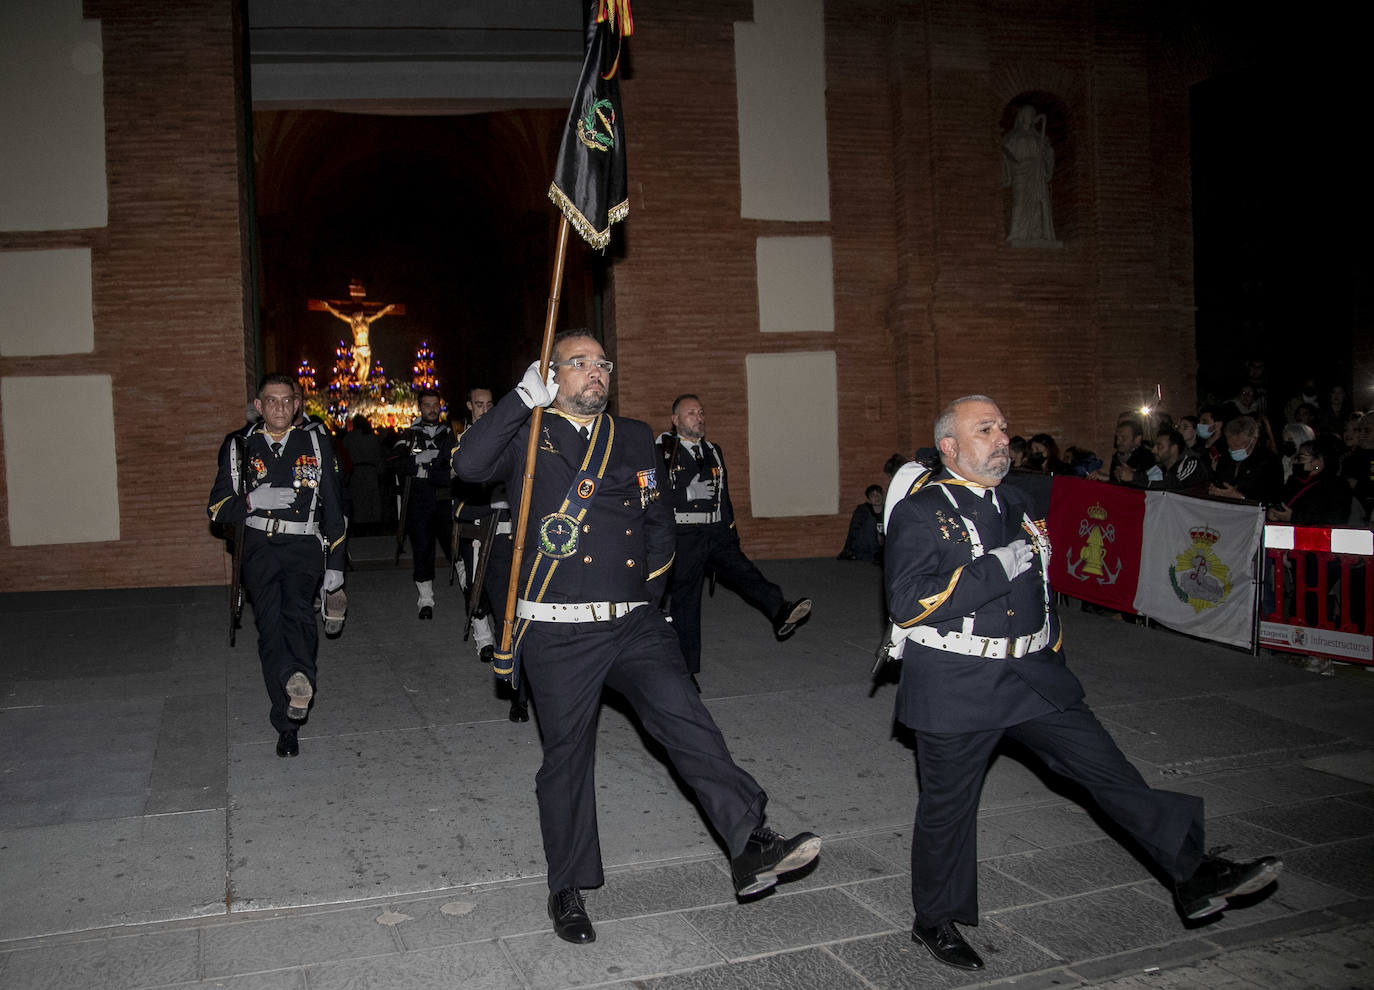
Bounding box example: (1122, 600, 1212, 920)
(1087, 503, 1108, 521)
(1190, 525, 1221, 546)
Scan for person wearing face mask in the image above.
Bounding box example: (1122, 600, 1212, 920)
(1268, 437, 1352, 525)
(1193, 406, 1225, 468)
(1282, 378, 1321, 427)
(1279, 423, 1316, 482)
(1208, 415, 1282, 503)
(1023, 433, 1069, 474)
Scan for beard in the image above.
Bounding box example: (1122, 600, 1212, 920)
(967, 449, 1011, 481)
(564, 387, 609, 417)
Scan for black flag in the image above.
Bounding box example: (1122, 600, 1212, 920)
(548, 1, 632, 249)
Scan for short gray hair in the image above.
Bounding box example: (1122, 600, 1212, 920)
(1225, 415, 1259, 443)
(934, 395, 998, 446)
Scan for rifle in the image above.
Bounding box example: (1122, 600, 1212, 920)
(394, 473, 413, 565)
(228, 433, 247, 646)
(449, 505, 463, 586)
(463, 511, 497, 643)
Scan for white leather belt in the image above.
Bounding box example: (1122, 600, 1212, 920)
(515, 599, 648, 623)
(246, 516, 319, 536)
(495, 520, 512, 535)
(906, 623, 1050, 659)
(675, 510, 722, 525)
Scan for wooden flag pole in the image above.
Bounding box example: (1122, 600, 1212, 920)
(499, 214, 572, 654)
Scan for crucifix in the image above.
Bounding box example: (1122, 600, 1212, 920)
(308, 280, 405, 383)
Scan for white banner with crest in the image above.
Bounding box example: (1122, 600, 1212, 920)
(1132, 493, 1264, 648)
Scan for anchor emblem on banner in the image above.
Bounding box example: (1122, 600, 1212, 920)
(1065, 502, 1121, 585)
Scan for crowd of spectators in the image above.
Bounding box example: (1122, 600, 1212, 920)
(871, 361, 1372, 530)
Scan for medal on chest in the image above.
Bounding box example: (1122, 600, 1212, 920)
(636, 468, 659, 509)
(292, 454, 321, 489)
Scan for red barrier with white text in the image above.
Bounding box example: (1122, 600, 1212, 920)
(1260, 525, 1374, 666)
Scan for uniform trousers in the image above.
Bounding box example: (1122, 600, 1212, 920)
(521, 605, 767, 892)
(407, 494, 453, 583)
(912, 701, 1205, 928)
(242, 531, 325, 733)
(669, 524, 785, 674)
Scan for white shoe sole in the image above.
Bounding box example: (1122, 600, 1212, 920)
(1184, 860, 1282, 919)
(735, 835, 823, 897)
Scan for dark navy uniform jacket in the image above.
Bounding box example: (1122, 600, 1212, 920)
(453, 391, 674, 605)
(207, 422, 347, 569)
(660, 434, 736, 531)
(394, 421, 455, 506)
(884, 469, 1082, 734)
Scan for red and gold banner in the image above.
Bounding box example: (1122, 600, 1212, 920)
(1047, 477, 1145, 613)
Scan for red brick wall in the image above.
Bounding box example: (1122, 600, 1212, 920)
(0, 0, 251, 592)
(0, 0, 1212, 589)
(614, 1, 1200, 559)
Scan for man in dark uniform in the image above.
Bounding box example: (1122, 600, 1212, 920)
(454, 330, 821, 945)
(394, 389, 455, 619)
(208, 373, 347, 758)
(886, 395, 1282, 972)
(452, 386, 528, 722)
(452, 387, 504, 661)
(661, 394, 811, 684)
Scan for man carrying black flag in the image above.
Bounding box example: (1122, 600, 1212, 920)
(453, 4, 823, 947)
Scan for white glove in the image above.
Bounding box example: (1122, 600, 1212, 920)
(323, 568, 344, 592)
(515, 361, 558, 409)
(249, 485, 296, 511)
(414, 448, 439, 464)
(990, 539, 1034, 581)
(685, 473, 717, 501)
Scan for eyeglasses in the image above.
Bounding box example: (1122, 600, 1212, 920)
(553, 358, 614, 373)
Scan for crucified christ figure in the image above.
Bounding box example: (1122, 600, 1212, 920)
(322, 302, 397, 383)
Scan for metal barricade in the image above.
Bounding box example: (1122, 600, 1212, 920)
(1259, 524, 1373, 666)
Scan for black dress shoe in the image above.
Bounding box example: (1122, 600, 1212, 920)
(1175, 851, 1283, 919)
(772, 598, 812, 637)
(730, 826, 822, 896)
(479, 644, 495, 664)
(509, 700, 529, 723)
(276, 730, 299, 758)
(912, 921, 983, 970)
(418, 605, 433, 620)
(548, 887, 595, 944)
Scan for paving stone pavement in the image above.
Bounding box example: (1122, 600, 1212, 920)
(2, 550, 1372, 989)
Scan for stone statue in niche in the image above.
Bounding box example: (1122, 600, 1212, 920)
(1001, 105, 1061, 247)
